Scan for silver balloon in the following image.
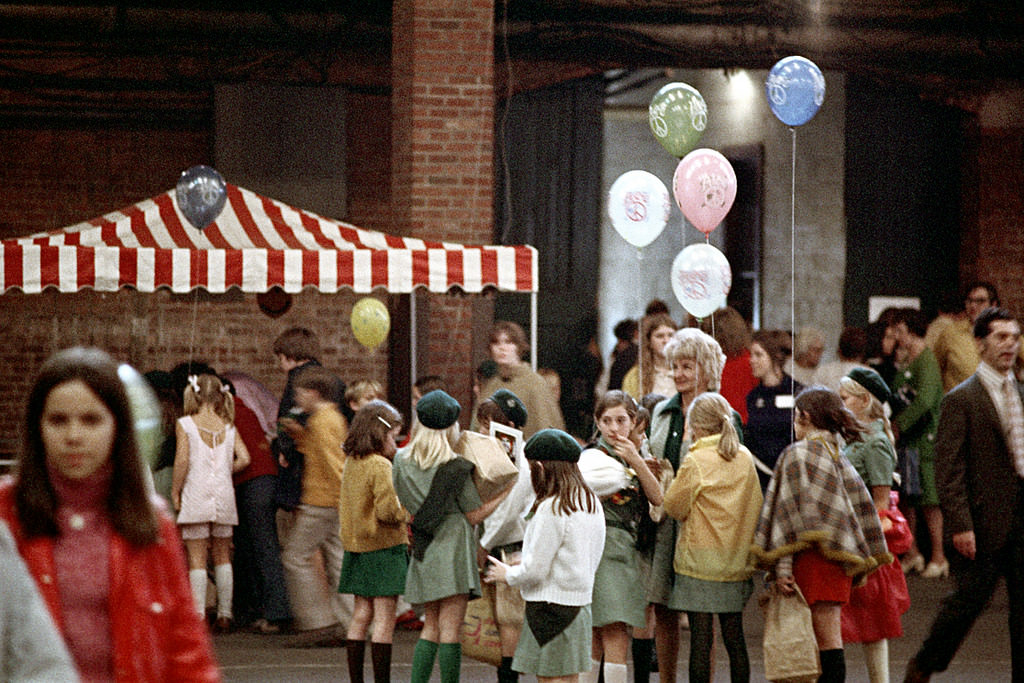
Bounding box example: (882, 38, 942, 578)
(118, 363, 163, 472)
(175, 165, 227, 230)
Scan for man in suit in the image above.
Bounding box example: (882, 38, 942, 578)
(904, 307, 1024, 682)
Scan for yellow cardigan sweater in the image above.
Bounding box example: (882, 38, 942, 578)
(339, 454, 409, 553)
(294, 404, 347, 508)
(663, 434, 763, 582)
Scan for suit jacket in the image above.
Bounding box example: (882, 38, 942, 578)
(935, 373, 1024, 554)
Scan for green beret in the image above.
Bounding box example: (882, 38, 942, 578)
(416, 389, 461, 430)
(846, 367, 891, 405)
(524, 429, 581, 463)
(490, 389, 528, 429)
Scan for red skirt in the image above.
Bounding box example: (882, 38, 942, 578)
(793, 549, 852, 606)
(841, 558, 910, 643)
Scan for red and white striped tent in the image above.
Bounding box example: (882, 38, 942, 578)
(0, 183, 538, 295)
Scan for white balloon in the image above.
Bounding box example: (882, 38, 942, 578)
(670, 244, 733, 319)
(607, 170, 671, 248)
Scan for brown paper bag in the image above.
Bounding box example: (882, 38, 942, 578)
(456, 431, 518, 502)
(461, 592, 502, 666)
(761, 584, 821, 683)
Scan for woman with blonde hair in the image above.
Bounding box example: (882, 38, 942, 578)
(663, 392, 762, 683)
(622, 313, 679, 400)
(393, 390, 509, 683)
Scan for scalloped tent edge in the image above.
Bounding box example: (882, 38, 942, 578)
(0, 182, 541, 368)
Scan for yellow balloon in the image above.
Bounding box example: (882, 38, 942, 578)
(351, 297, 390, 349)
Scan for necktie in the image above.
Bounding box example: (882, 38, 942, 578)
(1002, 378, 1024, 478)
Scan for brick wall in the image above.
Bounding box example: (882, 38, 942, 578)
(970, 127, 1024, 316)
(392, 0, 495, 415)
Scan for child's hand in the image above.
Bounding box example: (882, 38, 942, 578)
(609, 434, 641, 465)
(484, 555, 509, 584)
(279, 417, 301, 436)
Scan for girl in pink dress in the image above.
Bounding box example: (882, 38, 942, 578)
(172, 373, 251, 631)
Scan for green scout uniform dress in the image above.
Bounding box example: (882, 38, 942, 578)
(392, 448, 483, 604)
(588, 436, 648, 628)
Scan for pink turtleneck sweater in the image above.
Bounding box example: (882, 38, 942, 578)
(50, 461, 114, 683)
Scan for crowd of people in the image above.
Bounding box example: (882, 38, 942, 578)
(1, 280, 1022, 682)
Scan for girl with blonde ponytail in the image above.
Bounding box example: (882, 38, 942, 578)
(172, 373, 251, 631)
(662, 393, 763, 683)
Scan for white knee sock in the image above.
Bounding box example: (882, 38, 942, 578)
(579, 659, 602, 683)
(214, 563, 233, 619)
(603, 662, 628, 683)
(188, 569, 207, 616)
(863, 639, 889, 683)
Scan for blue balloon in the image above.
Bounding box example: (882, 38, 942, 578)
(175, 165, 227, 230)
(765, 56, 825, 127)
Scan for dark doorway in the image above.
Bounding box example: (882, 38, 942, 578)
(722, 144, 764, 328)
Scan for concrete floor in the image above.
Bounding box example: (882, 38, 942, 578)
(215, 573, 1013, 681)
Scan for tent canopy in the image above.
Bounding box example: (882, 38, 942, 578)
(0, 183, 537, 295)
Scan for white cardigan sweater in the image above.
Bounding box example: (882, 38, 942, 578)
(504, 496, 606, 606)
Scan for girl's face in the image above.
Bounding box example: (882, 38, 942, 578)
(41, 380, 116, 481)
(490, 332, 520, 367)
(650, 325, 676, 358)
(793, 408, 811, 441)
(749, 342, 774, 381)
(382, 425, 401, 459)
(597, 404, 636, 442)
(839, 388, 869, 419)
(672, 357, 702, 396)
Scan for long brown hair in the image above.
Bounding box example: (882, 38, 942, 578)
(16, 347, 159, 545)
(794, 386, 865, 444)
(638, 313, 678, 395)
(529, 460, 598, 516)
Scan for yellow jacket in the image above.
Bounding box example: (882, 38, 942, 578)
(339, 454, 409, 553)
(663, 435, 763, 582)
(294, 404, 347, 507)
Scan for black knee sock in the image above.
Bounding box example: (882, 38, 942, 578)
(632, 638, 655, 682)
(687, 612, 715, 683)
(497, 655, 518, 683)
(818, 648, 845, 683)
(370, 642, 391, 683)
(347, 639, 366, 683)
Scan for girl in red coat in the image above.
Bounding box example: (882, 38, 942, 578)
(0, 347, 220, 682)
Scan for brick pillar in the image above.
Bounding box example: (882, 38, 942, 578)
(392, 0, 495, 413)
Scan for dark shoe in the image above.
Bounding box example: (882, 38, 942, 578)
(288, 624, 347, 648)
(903, 657, 932, 683)
(212, 617, 233, 634)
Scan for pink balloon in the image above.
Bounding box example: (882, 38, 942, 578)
(672, 149, 737, 236)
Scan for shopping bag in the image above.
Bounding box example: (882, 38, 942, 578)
(456, 431, 518, 502)
(461, 592, 502, 666)
(761, 584, 821, 683)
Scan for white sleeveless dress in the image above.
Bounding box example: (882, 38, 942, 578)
(175, 416, 239, 525)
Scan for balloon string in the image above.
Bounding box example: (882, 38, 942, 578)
(188, 287, 199, 374)
(790, 126, 797, 432)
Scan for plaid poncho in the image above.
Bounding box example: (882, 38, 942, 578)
(750, 432, 892, 585)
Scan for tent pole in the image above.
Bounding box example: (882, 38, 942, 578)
(410, 292, 418, 384)
(530, 291, 538, 372)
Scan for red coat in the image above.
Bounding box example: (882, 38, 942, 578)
(0, 482, 221, 682)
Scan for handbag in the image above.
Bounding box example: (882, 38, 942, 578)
(456, 431, 519, 502)
(461, 592, 502, 666)
(760, 584, 821, 683)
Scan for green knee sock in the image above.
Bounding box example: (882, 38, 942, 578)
(410, 639, 439, 683)
(438, 642, 462, 683)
